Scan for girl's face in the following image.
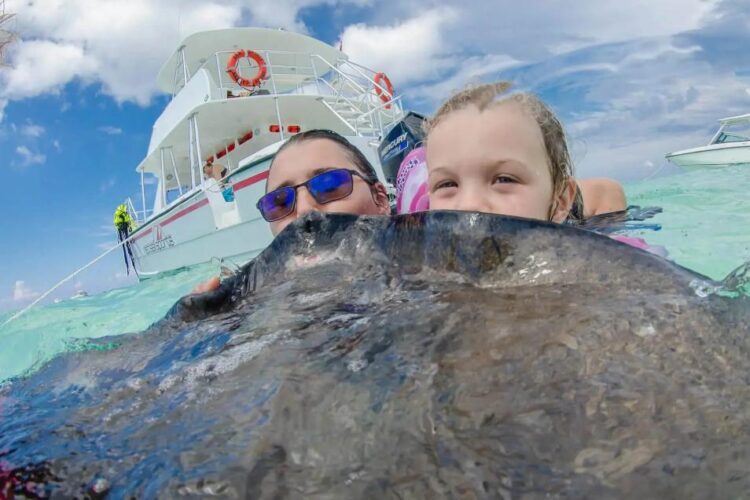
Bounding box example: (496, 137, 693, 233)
(425, 102, 574, 222)
(265, 139, 389, 235)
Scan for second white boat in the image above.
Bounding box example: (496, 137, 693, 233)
(666, 113, 750, 169)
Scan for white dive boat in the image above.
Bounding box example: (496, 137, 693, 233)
(123, 28, 406, 277)
(666, 113, 750, 169)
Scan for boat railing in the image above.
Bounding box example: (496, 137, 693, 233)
(171, 48, 403, 137)
(144, 48, 405, 225)
(311, 54, 403, 136)
(125, 197, 153, 226)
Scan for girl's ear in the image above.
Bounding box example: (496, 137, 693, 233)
(371, 182, 391, 215)
(550, 178, 577, 223)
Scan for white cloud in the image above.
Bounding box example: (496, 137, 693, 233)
(0, 0, 722, 115)
(52, 139, 61, 151)
(13, 280, 39, 302)
(409, 53, 520, 105)
(404, 0, 718, 61)
(98, 125, 122, 135)
(1, 39, 99, 99)
(553, 38, 750, 180)
(340, 8, 458, 86)
(3, 0, 242, 104)
(20, 122, 45, 137)
(15, 145, 46, 167)
(0, 0, 742, 187)
(0, 0, 371, 112)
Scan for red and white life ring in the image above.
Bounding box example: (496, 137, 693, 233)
(226, 49, 267, 88)
(374, 72, 394, 109)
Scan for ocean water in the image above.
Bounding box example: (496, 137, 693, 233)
(1, 165, 748, 383)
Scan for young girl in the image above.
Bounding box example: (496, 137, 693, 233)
(422, 81, 576, 222)
(396, 81, 662, 254)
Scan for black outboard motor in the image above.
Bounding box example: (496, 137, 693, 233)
(378, 112, 427, 186)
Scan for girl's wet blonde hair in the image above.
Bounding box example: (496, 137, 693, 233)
(424, 82, 574, 210)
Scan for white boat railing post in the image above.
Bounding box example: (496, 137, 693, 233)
(187, 114, 198, 189)
(266, 51, 285, 142)
(193, 113, 205, 181)
(310, 53, 321, 96)
(172, 60, 180, 98)
(225, 145, 232, 170)
(126, 197, 140, 225)
(215, 51, 224, 96)
(230, 139, 239, 170)
(274, 98, 285, 141)
(266, 51, 278, 95)
(180, 45, 190, 89)
(140, 167, 146, 223)
(168, 149, 180, 193)
(170, 147, 183, 196)
(159, 148, 167, 206)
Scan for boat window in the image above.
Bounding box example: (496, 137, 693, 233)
(166, 188, 187, 204)
(713, 125, 750, 144)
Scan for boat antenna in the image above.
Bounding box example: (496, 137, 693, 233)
(0, 0, 16, 67)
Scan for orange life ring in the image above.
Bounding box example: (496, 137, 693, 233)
(374, 72, 394, 109)
(226, 49, 267, 88)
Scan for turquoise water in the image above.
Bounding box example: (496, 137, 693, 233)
(1, 165, 748, 383)
(626, 165, 750, 279)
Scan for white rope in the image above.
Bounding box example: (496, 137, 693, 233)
(1, 231, 140, 329)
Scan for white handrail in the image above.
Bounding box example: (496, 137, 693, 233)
(355, 95, 403, 123)
(310, 54, 368, 94)
(148, 46, 405, 221)
(319, 100, 357, 134)
(339, 59, 400, 111)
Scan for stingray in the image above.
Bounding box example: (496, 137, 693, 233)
(1, 211, 749, 499)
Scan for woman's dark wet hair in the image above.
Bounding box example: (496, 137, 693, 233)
(267, 129, 379, 192)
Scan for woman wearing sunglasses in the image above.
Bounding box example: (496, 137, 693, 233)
(258, 129, 390, 235)
(192, 130, 390, 293)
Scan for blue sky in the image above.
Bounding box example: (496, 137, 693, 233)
(1, 0, 749, 312)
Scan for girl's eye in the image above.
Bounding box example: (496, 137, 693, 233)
(434, 180, 458, 190)
(493, 175, 517, 184)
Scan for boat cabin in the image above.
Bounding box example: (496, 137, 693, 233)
(131, 28, 404, 224)
(710, 113, 750, 145)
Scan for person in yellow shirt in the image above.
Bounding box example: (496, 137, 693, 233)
(113, 204, 137, 276)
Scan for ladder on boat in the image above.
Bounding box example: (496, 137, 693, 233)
(320, 95, 380, 137)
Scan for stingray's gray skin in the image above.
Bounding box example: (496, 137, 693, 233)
(2, 211, 749, 499)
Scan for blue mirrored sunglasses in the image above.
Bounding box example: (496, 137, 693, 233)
(256, 168, 376, 222)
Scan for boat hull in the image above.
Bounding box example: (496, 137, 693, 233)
(666, 142, 750, 169)
(128, 135, 387, 277)
(129, 159, 274, 277)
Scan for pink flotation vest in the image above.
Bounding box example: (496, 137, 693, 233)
(395, 146, 430, 214)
